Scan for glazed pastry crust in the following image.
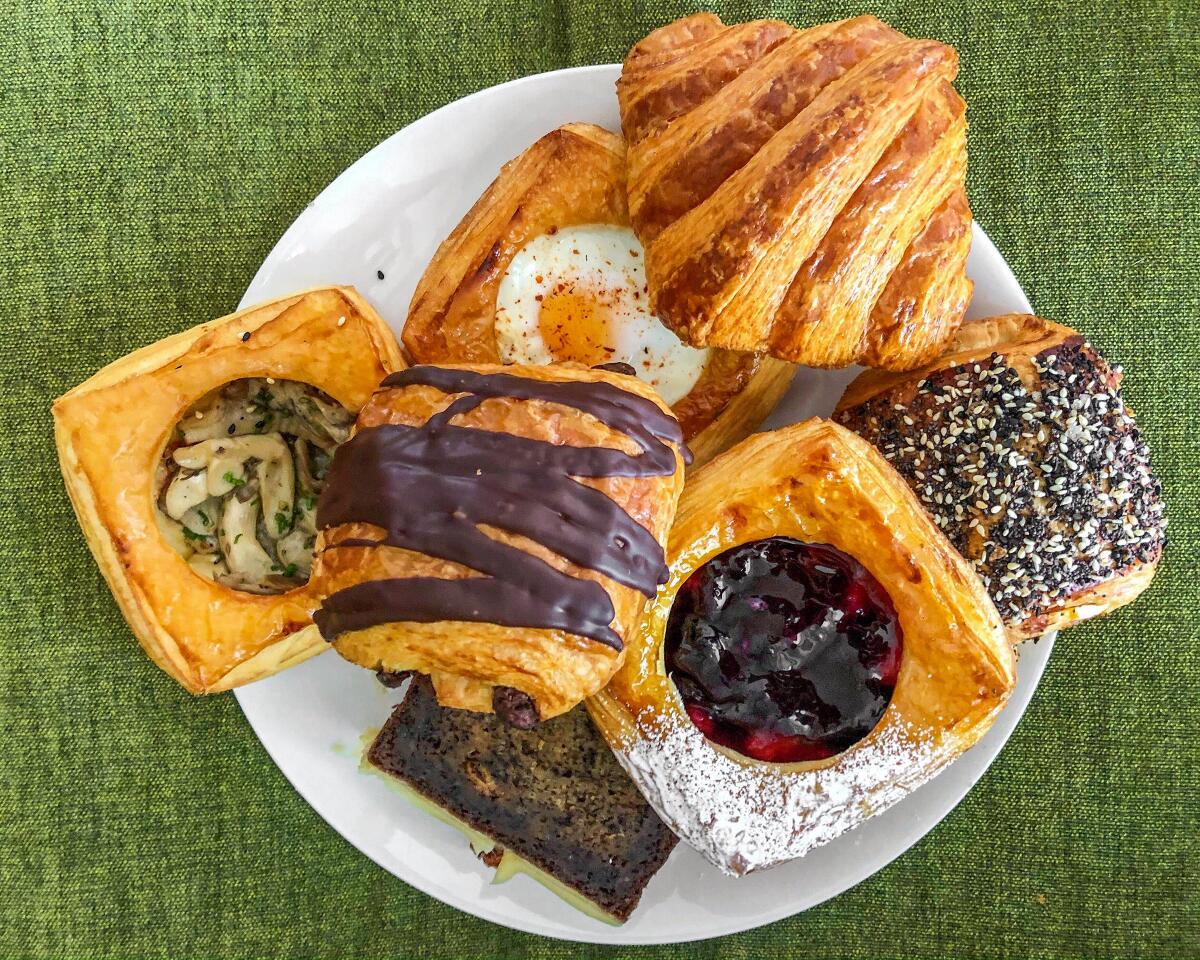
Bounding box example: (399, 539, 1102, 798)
(53, 287, 405, 693)
(404, 124, 627, 365)
(402, 121, 794, 467)
(588, 420, 1014, 874)
(618, 14, 973, 370)
(836, 313, 1167, 641)
(311, 363, 687, 720)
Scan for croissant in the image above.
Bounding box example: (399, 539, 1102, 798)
(309, 362, 688, 722)
(402, 122, 795, 466)
(588, 420, 1014, 874)
(618, 13, 973, 370)
(835, 313, 1167, 641)
(53, 287, 405, 692)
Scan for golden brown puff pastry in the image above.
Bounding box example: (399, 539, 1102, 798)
(53, 287, 406, 693)
(309, 362, 688, 722)
(402, 122, 795, 467)
(588, 420, 1014, 875)
(835, 313, 1167, 642)
(618, 14, 973, 370)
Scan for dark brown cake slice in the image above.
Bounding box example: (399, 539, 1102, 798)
(368, 676, 678, 923)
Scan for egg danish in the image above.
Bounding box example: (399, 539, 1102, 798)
(835, 313, 1167, 641)
(618, 14, 973, 370)
(588, 420, 1014, 874)
(53, 287, 406, 692)
(402, 122, 795, 466)
(310, 362, 688, 722)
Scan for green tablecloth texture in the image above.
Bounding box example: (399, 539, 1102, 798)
(2, 0, 1198, 956)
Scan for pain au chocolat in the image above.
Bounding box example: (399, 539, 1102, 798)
(310, 362, 688, 722)
(835, 313, 1167, 641)
(53, 288, 405, 692)
(618, 14, 972, 370)
(402, 122, 795, 466)
(588, 420, 1014, 875)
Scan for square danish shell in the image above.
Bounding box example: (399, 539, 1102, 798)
(587, 420, 1015, 875)
(53, 287, 405, 693)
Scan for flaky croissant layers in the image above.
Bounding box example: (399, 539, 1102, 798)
(619, 13, 973, 371)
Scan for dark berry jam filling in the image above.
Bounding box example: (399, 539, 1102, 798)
(665, 537, 902, 763)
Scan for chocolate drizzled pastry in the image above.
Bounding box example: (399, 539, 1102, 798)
(369, 677, 677, 922)
(836, 314, 1166, 639)
(316, 366, 687, 648)
(310, 362, 688, 722)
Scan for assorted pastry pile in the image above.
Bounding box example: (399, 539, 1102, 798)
(54, 12, 1166, 924)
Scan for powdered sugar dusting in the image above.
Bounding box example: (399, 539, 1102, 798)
(612, 707, 949, 875)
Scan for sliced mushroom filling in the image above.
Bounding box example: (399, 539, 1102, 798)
(155, 378, 353, 594)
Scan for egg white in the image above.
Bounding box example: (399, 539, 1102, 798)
(494, 224, 709, 406)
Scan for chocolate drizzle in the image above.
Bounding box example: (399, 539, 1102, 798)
(315, 367, 688, 650)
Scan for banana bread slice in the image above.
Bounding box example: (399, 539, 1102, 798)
(368, 676, 678, 922)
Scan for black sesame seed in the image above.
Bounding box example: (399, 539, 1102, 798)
(836, 338, 1165, 628)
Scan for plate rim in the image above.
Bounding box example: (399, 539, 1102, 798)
(235, 63, 1048, 945)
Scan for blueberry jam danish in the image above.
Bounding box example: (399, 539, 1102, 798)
(588, 420, 1014, 874)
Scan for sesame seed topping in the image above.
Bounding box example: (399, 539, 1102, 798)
(836, 337, 1166, 628)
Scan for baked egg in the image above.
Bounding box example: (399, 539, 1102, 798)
(495, 224, 709, 405)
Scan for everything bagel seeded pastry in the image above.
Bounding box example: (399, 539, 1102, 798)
(835, 313, 1167, 640)
(309, 362, 688, 723)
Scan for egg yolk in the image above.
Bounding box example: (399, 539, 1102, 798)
(537, 287, 614, 366)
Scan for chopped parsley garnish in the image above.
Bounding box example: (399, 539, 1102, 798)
(274, 511, 292, 534)
(181, 527, 208, 542)
(223, 471, 245, 488)
(234, 533, 243, 544)
(291, 499, 314, 525)
(282, 563, 298, 577)
(250, 388, 274, 414)
(197, 509, 210, 527)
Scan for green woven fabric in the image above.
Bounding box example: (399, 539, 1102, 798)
(2, 0, 1197, 956)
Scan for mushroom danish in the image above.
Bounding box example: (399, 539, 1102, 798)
(53, 287, 405, 692)
(157, 379, 353, 592)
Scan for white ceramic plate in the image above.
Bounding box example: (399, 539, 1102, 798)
(236, 65, 1047, 945)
